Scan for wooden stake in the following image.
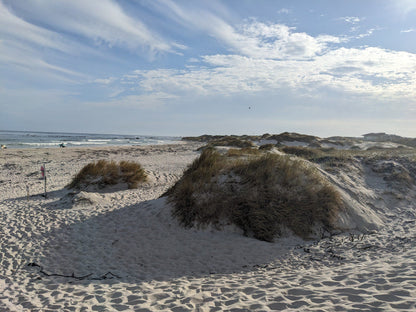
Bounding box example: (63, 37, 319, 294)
(42, 163, 47, 198)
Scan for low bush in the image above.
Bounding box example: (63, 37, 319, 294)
(258, 144, 276, 151)
(280, 146, 353, 169)
(69, 160, 147, 190)
(167, 149, 342, 242)
(279, 146, 321, 159)
(209, 137, 255, 148)
(226, 147, 262, 157)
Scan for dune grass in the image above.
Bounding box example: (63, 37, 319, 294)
(69, 160, 147, 190)
(167, 148, 342, 242)
(208, 137, 255, 148)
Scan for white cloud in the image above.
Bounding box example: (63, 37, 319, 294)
(0, 2, 115, 83)
(119, 46, 416, 104)
(1, 0, 183, 84)
(277, 8, 290, 14)
(401, 28, 416, 33)
(0, 39, 86, 83)
(339, 16, 361, 24)
(147, 2, 341, 60)
(0, 2, 75, 53)
(237, 21, 342, 59)
(3, 0, 181, 54)
(354, 28, 378, 39)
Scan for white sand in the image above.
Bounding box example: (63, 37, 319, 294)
(1, 144, 416, 311)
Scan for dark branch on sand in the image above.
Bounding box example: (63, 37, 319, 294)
(27, 263, 120, 280)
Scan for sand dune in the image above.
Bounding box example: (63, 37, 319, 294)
(1, 143, 416, 311)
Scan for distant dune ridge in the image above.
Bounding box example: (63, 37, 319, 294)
(1, 134, 416, 311)
(183, 131, 416, 149)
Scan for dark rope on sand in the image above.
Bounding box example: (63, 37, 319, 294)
(27, 263, 120, 280)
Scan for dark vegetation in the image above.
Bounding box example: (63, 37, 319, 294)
(166, 148, 343, 242)
(69, 160, 147, 190)
(183, 132, 321, 145)
(183, 131, 416, 149)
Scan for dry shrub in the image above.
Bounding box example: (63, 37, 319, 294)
(226, 147, 262, 157)
(279, 146, 321, 159)
(209, 137, 254, 148)
(119, 160, 148, 188)
(69, 160, 147, 190)
(259, 144, 276, 151)
(167, 149, 342, 242)
(280, 146, 353, 170)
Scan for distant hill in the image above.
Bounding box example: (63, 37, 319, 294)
(183, 132, 416, 148)
(362, 133, 416, 148)
(182, 132, 320, 144)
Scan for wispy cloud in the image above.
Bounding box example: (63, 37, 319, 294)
(339, 16, 361, 24)
(1, 0, 186, 84)
(337, 16, 365, 33)
(355, 28, 377, 39)
(401, 28, 416, 33)
(0, 2, 69, 53)
(148, 1, 341, 60)
(3, 0, 182, 54)
(277, 8, 290, 14)
(0, 2, 97, 83)
(0, 39, 86, 83)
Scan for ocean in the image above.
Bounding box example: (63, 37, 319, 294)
(0, 130, 182, 149)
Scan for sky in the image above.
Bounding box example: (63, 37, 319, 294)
(1, 0, 416, 137)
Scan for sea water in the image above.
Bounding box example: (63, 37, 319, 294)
(0, 130, 182, 149)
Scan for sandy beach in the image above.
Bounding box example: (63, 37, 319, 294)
(1, 143, 416, 311)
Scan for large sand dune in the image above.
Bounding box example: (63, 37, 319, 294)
(1, 143, 416, 311)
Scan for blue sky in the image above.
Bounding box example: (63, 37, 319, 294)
(1, 0, 416, 137)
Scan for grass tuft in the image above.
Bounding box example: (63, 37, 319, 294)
(167, 149, 342, 242)
(226, 147, 262, 157)
(208, 137, 255, 148)
(69, 160, 147, 190)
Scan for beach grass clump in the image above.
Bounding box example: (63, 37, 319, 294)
(69, 160, 147, 190)
(209, 137, 255, 148)
(226, 147, 262, 157)
(280, 146, 354, 169)
(279, 146, 321, 159)
(259, 143, 276, 151)
(167, 149, 342, 242)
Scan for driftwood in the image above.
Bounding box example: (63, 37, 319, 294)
(27, 263, 120, 280)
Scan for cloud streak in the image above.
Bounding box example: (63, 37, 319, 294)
(0, 0, 185, 84)
(2, 0, 182, 54)
(401, 28, 416, 33)
(149, 1, 341, 60)
(0, 40, 86, 83)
